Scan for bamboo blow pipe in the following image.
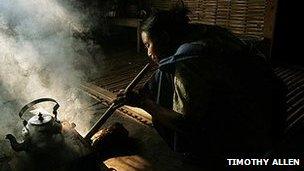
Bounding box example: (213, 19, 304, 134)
(84, 63, 151, 141)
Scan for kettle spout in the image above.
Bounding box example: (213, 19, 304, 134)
(5, 134, 28, 152)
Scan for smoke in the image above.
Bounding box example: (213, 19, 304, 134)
(0, 0, 101, 148)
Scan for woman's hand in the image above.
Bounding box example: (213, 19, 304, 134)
(112, 90, 144, 108)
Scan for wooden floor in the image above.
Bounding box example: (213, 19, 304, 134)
(274, 65, 304, 134)
(82, 48, 154, 127)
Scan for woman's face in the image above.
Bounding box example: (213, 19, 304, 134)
(141, 31, 160, 64)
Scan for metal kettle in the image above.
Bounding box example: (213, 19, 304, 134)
(5, 98, 63, 154)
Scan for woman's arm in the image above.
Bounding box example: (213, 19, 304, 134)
(139, 98, 191, 134)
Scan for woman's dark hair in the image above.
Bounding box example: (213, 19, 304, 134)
(140, 7, 190, 42)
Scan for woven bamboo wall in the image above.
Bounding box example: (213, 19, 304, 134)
(151, 0, 275, 39)
(151, 0, 172, 10)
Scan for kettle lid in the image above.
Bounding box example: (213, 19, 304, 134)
(19, 98, 60, 127)
(28, 109, 53, 125)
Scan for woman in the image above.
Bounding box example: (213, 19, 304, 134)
(119, 8, 286, 165)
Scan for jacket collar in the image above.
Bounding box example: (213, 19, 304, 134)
(158, 41, 204, 73)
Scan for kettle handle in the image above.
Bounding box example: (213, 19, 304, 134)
(18, 98, 60, 125)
